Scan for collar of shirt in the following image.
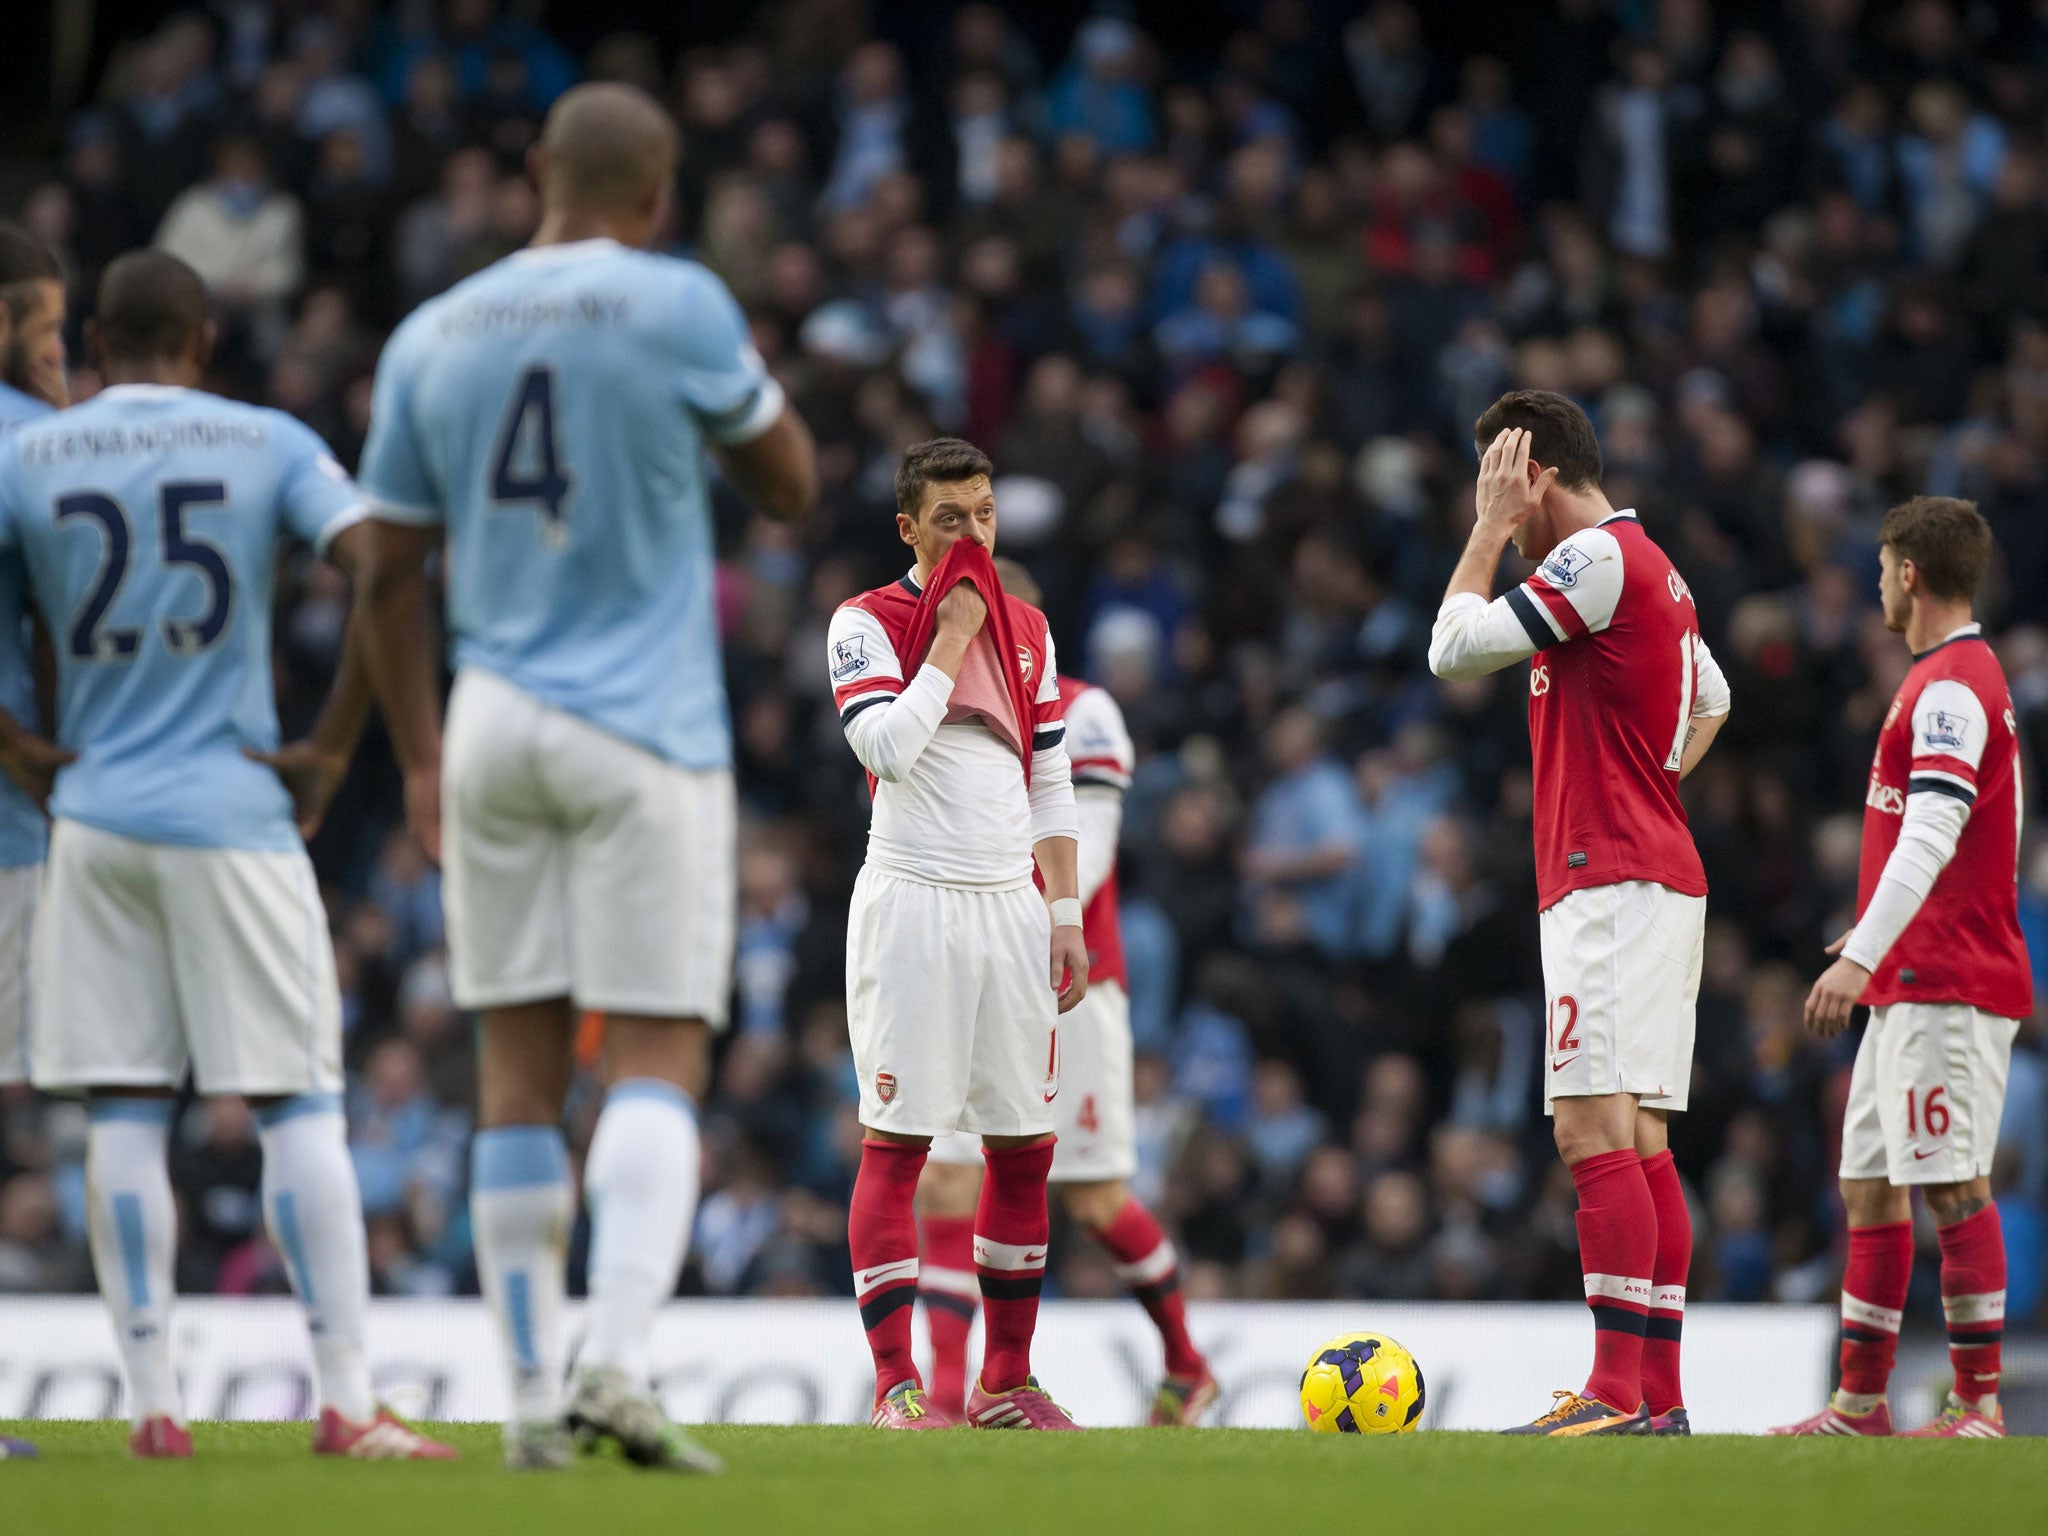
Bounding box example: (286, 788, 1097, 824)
(509, 237, 624, 266)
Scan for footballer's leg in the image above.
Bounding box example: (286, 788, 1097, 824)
(564, 1014, 722, 1472)
(33, 821, 190, 1455)
(0, 866, 36, 1460)
(1051, 980, 1213, 1424)
(1772, 1013, 1908, 1435)
(544, 714, 730, 1468)
(916, 1146, 983, 1418)
(1900, 1006, 2018, 1438)
(1061, 1178, 1214, 1425)
(84, 1093, 188, 1457)
(1636, 1116, 1691, 1435)
(847, 870, 976, 1428)
(472, 1001, 579, 1468)
(961, 884, 1076, 1430)
(444, 672, 582, 1466)
(164, 839, 453, 1462)
(1635, 886, 1700, 1435)
(1510, 884, 1652, 1436)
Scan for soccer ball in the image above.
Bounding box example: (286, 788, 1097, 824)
(1298, 1331, 1425, 1434)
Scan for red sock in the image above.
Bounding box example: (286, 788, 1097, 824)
(850, 1138, 927, 1404)
(1092, 1196, 1204, 1378)
(1570, 1148, 1655, 1412)
(1638, 1150, 1690, 1416)
(1936, 1205, 2006, 1407)
(1836, 1220, 1912, 1398)
(919, 1214, 978, 1416)
(973, 1140, 1054, 1394)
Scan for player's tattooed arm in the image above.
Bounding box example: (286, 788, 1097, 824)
(1678, 712, 1724, 778)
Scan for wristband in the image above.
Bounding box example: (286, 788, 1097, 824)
(1050, 897, 1084, 930)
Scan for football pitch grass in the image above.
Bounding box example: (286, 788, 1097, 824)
(4, 1420, 2042, 1535)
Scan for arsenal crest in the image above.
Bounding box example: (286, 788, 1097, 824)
(875, 1071, 897, 1104)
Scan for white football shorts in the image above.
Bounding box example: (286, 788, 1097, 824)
(1540, 879, 1703, 1114)
(0, 863, 38, 1086)
(922, 981, 1132, 1180)
(443, 665, 735, 1022)
(30, 818, 341, 1097)
(847, 866, 1058, 1139)
(1840, 1002, 2019, 1186)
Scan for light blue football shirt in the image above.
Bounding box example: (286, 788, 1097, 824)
(357, 238, 782, 769)
(0, 385, 364, 851)
(0, 381, 54, 868)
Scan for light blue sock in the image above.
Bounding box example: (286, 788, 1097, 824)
(580, 1079, 700, 1386)
(85, 1097, 180, 1424)
(257, 1093, 374, 1421)
(471, 1126, 572, 1423)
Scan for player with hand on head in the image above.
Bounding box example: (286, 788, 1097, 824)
(353, 82, 816, 1470)
(1429, 391, 1730, 1436)
(828, 439, 1087, 1431)
(0, 250, 452, 1462)
(915, 557, 1215, 1427)
(1770, 499, 2030, 1440)
(0, 219, 69, 1466)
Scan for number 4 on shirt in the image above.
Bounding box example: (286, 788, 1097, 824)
(491, 364, 572, 543)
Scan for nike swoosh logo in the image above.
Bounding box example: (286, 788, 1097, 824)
(1023, 1250, 1047, 1265)
(1913, 1147, 1945, 1161)
(855, 1267, 909, 1288)
(1551, 1056, 1579, 1073)
(1044, 1089, 1058, 1103)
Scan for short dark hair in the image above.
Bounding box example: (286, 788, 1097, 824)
(1472, 389, 1603, 490)
(894, 436, 994, 517)
(94, 250, 209, 365)
(1879, 496, 1992, 602)
(993, 555, 1040, 605)
(0, 223, 60, 290)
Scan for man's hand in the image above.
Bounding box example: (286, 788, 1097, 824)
(1804, 931, 1870, 1037)
(936, 579, 988, 641)
(245, 740, 350, 840)
(404, 764, 443, 863)
(1474, 427, 1557, 540)
(1051, 923, 1089, 1014)
(0, 730, 75, 810)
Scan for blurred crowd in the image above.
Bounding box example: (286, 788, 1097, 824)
(3, 0, 2048, 1338)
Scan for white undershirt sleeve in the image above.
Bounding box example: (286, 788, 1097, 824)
(1840, 790, 1971, 973)
(1074, 786, 1123, 904)
(1428, 591, 1544, 680)
(1692, 634, 1731, 718)
(1027, 733, 1080, 846)
(840, 664, 954, 783)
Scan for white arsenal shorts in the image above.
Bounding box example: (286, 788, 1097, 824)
(0, 863, 37, 1086)
(443, 666, 735, 1022)
(847, 866, 1057, 1139)
(1540, 879, 1703, 1114)
(30, 819, 341, 1097)
(1840, 1002, 2019, 1186)
(926, 980, 1134, 1181)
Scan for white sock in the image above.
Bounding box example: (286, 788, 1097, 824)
(579, 1079, 701, 1387)
(471, 1125, 572, 1423)
(85, 1099, 181, 1425)
(257, 1093, 374, 1422)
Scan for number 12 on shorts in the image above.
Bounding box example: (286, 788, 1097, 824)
(1549, 996, 1581, 1057)
(1906, 1085, 1950, 1140)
